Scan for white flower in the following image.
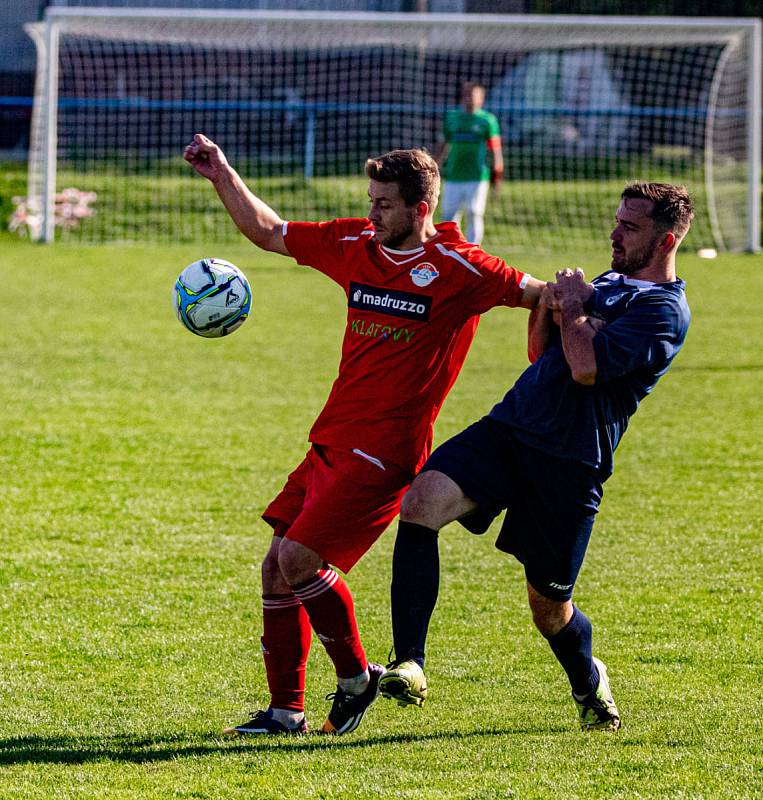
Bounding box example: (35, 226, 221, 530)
(8, 189, 96, 236)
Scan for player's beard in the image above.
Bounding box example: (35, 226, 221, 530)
(615, 233, 661, 275)
(376, 214, 416, 250)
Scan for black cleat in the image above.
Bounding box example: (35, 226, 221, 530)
(320, 663, 384, 735)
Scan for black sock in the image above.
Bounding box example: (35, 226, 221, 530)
(390, 520, 440, 669)
(546, 606, 599, 697)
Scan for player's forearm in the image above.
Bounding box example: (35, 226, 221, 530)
(558, 302, 598, 384)
(527, 302, 555, 363)
(488, 136, 503, 184)
(212, 165, 286, 253)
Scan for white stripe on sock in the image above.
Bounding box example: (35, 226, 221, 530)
(262, 595, 302, 610)
(292, 570, 339, 601)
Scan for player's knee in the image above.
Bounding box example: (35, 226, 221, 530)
(527, 584, 572, 637)
(400, 471, 459, 527)
(261, 543, 288, 593)
(400, 480, 434, 522)
(277, 538, 322, 587)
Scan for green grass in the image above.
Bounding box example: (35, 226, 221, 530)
(0, 237, 761, 799)
(2, 159, 726, 250)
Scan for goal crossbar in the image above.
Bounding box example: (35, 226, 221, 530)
(26, 8, 761, 252)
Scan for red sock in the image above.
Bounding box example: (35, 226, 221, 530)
(261, 593, 312, 711)
(292, 569, 367, 679)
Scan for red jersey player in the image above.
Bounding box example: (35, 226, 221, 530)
(184, 133, 544, 736)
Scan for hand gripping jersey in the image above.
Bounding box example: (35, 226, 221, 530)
(284, 219, 528, 474)
(489, 270, 690, 479)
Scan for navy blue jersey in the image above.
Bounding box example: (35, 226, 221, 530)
(489, 271, 690, 478)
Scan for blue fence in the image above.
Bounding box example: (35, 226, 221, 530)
(3, 96, 751, 179)
(2, 96, 735, 118)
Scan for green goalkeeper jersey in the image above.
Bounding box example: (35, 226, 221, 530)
(442, 108, 501, 182)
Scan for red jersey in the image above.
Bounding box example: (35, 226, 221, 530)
(283, 219, 528, 474)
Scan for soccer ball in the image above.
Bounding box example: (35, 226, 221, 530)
(174, 258, 252, 338)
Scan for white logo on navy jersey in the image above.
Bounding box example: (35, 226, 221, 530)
(410, 263, 440, 287)
(604, 293, 626, 306)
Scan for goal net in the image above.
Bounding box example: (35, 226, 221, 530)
(26, 9, 761, 252)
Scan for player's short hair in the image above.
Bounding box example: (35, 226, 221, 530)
(462, 80, 485, 94)
(365, 149, 440, 209)
(622, 183, 694, 238)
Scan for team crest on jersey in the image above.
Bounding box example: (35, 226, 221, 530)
(410, 263, 439, 288)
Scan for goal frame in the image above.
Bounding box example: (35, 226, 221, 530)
(26, 7, 761, 251)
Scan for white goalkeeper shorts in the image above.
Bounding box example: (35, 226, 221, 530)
(439, 180, 490, 243)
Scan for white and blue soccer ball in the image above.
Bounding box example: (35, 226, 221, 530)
(174, 258, 252, 338)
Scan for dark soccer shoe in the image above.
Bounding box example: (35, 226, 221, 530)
(320, 663, 384, 735)
(223, 709, 308, 736)
(573, 657, 621, 732)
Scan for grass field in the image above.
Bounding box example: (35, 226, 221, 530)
(1, 235, 761, 799)
(2, 159, 724, 251)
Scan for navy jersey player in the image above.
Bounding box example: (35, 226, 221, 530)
(379, 183, 693, 732)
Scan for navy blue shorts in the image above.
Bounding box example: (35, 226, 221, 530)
(422, 416, 603, 601)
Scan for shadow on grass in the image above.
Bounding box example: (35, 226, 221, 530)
(0, 724, 570, 766)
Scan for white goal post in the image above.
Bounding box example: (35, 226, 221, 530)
(26, 8, 761, 252)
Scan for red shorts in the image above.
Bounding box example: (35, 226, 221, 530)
(262, 444, 411, 573)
